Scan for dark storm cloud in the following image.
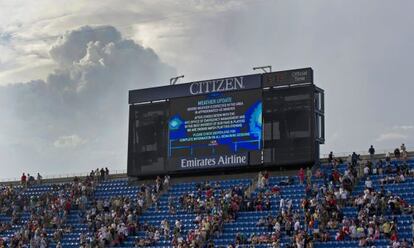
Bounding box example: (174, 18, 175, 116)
(0, 25, 175, 178)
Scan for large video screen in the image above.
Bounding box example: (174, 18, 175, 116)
(127, 102, 168, 177)
(263, 85, 315, 165)
(168, 89, 262, 170)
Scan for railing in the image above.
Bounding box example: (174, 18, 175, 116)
(0, 169, 127, 184)
(321, 147, 413, 158)
(1, 146, 412, 183)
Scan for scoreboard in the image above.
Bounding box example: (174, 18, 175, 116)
(169, 89, 262, 170)
(128, 68, 324, 178)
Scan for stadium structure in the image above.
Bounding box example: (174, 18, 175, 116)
(127, 68, 324, 178)
(0, 68, 413, 248)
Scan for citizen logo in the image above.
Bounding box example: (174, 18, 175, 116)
(189, 77, 245, 95)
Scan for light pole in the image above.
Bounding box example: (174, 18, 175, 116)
(253, 65, 272, 73)
(170, 75, 185, 85)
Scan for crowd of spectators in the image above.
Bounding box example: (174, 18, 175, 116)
(82, 175, 169, 247)
(89, 168, 110, 182)
(227, 144, 412, 248)
(172, 181, 249, 247)
(1, 169, 169, 248)
(313, 145, 413, 247)
(0, 145, 412, 248)
(0, 174, 96, 247)
(20, 173, 43, 188)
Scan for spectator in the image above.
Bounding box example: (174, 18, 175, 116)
(263, 170, 270, 187)
(20, 173, 27, 187)
(328, 151, 334, 163)
(163, 175, 170, 188)
(385, 152, 391, 164)
(368, 145, 375, 161)
(306, 167, 312, 184)
(365, 177, 373, 190)
(363, 164, 370, 177)
(100, 168, 105, 181)
(256, 217, 266, 227)
(279, 197, 285, 211)
(401, 239, 410, 248)
(400, 143, 406, 153)
(155, 176, 162, 193)
(401, 143, 408, 161)
(298, 168, 305, 184)
(27, 173, 35, 186)
(351, 152, 359, 166)
(36, 172, 42, 184)
(258, 171, 265, 189)
(394, 148, 401, 160)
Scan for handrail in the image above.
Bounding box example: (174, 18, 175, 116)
(0, 169, 127, 184)
(1, 146, 412, 183)
(321, 147, 413, 158)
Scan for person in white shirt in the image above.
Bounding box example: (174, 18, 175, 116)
(137, 198, 144, 208)
(274, 221, 281, 233)
(175, 219, 182, 232)
(349, 223, 357, 239)
(257, 171, 265, 189)
(365, 177, 373, 190)
(340, 188, 348, 205)
(399, 173, 405, 182)
(154, 230, 160, 241)
(364, 165, 370, 177)
(286, 199, 293, 211)
(294, 220, 301, 232)
(392, 240, 401, 248)
(401, 143, 406, 152)
(279, 198, 285, 211)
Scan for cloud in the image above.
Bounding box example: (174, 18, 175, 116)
(0, 25, 175, 178)
(0, 0, 244, 84)
(376, 132, 408, 142)
(392, 125, 414, 130)
(53, 134, 87, 148)
(1, 1, 414, 177)
(49, 26, 122, 67)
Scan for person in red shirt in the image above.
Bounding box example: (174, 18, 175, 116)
(332, 170, 341, 183)
(327, 196, 337, 207)
(206, 188, 213, 199)
(298, 168, 305, 184)
(271, 185, 280, 195)
(65, 200, 71, 212)
(263, 170, 270, 186)
(336, 229, 345, 241)
(390, 231, 398, 242)
(21, 173, 27, 187)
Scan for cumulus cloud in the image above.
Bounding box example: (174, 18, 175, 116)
(0, 25, 175, 178)
(49, 26, 122, 67)
(1, 1, 414, 177)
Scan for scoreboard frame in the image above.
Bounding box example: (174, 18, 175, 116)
(128, 68, 324, 178)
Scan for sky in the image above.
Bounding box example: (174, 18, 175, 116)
(0, 0, 413, 180)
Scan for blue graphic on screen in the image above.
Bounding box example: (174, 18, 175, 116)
(169, 115, 186, 140)
(168, 91, 262, 157)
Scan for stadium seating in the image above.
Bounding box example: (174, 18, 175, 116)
(0, 157, 413, 247)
